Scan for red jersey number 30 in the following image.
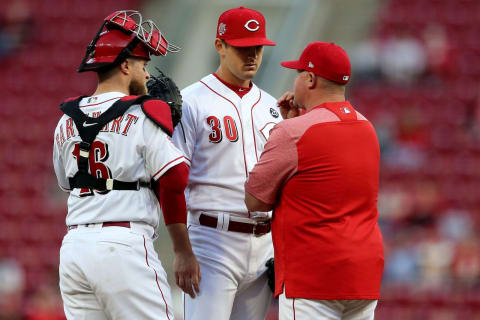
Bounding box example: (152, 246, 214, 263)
(207, 116, 238, 143)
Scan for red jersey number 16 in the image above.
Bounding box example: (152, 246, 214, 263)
(72, 141, 112, 196)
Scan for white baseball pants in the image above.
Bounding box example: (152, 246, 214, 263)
(279, 293, 378, 320)
(59, 222, 174, 320)
(183, 222, 273, 320)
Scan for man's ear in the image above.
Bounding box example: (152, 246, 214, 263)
(215, 39, 226, 57)
(119, 59, 130, 75)
(307, 71, 317, 89)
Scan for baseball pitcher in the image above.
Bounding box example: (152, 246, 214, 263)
(172, 6, 280, 320)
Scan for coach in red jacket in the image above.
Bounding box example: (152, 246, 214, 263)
(245, 42, 384, 320)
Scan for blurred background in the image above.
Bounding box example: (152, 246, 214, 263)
(0, 0, 479, 319)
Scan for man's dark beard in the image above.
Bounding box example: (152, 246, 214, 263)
(129, 79, 147, 95)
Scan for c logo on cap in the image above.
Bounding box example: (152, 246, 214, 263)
(244, 19, 260, 32)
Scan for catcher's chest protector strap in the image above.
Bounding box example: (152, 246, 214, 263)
(60, 95, 153, 191)
(141, 99, 174, 136)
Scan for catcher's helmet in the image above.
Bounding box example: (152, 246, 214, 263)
(78, 10, 180, 72)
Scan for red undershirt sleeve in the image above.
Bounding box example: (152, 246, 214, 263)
(154, 162, 189, 225)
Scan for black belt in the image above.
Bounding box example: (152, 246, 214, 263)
(198, 214, 270, 236)
(69, 175, 150, 191)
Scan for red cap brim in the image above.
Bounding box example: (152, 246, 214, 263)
(225, 38, 276, 47)
(280, 60, 304, 70)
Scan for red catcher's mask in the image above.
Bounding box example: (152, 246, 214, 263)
(78, 10, 180, 72)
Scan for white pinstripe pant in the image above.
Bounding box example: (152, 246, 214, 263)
(59, 223, 174, 320)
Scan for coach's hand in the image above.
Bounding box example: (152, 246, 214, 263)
(167, 223, 201, 298)
(174, 250, 201, 298)
(277, 91, 301, 119)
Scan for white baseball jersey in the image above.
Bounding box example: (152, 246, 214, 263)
(53, 92, 187, 228)
(172, 74, 281, 217)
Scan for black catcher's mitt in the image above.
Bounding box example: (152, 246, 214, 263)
(265, 258, 275, 293)
(147, 68, 183, 128)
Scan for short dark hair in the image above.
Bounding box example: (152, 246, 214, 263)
(221, 39, 230, 48)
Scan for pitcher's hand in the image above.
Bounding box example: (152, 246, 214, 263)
(174, 251, 201, 298)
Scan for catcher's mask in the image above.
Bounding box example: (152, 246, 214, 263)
(78, 10, 180, 72)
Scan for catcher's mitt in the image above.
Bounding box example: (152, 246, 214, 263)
(265, 258, 275, 293)
(147, 68, 183, 128)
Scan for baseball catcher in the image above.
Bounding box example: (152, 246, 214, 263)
(54, 10, 200, 319)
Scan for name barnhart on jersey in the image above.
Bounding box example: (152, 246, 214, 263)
(55, 111, 138, 149)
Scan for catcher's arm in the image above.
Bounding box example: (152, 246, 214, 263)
(155, 163, 201, 298)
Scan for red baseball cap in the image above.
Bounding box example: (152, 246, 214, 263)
(216, 7, 276, 47)
(281, 42, 351, 84)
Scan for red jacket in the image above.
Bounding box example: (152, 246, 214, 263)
(246, 101, 384, 299)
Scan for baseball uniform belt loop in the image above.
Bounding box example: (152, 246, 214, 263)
(198, 214, 270, 236)
(67, 221, 131, 230)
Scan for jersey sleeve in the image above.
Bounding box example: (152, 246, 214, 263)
(52, 130, 71, 192)
(172, 99, 197, 165)
(155, 162, 189, 225)
(143, 118, 187, 181)
(245, 124, 298, 205)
